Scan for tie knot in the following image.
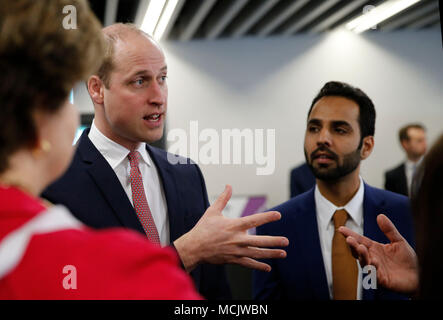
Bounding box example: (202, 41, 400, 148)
(333, 209, 348, 228)
(128, 151, 141, 167)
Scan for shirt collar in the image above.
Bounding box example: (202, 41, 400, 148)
(88, 120, 151, 169)
(315, 176, 365, 230)
(405, 157, 422, 170)
(134, 140, 152, 167)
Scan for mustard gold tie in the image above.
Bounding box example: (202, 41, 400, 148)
(332, 209, 358, 300)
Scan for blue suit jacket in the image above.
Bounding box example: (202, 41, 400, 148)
(290, 163, 316, 198)
(254, 184, 415, 300)
(43, 129, 231, 300)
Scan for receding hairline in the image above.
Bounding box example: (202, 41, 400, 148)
(95, 23, 164, 88)
(399, 123, 426, 142)
(308, 96, 361, 133)
(309, 95, 360, 117)
(102, 23, 162, 51)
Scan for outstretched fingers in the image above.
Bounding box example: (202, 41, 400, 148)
(210, 185, 232, 213)
(242, 234, 289, 248)
(377, 214, 404, 243)
(231, 257, 272, 272)
(239, 246, 287, 259)
(346, 236, 371, 266)
(338, 226, 373, 248)
(237, 211, 282, 230)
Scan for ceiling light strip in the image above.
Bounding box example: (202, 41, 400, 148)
(346, 0, 422, 34)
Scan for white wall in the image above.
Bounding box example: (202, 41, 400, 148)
(75, 29, 443, 208)
(74, 82, 93, 114)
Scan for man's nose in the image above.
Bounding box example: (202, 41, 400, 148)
(147, 81, 165, 107)
(317, 128, 332, 147)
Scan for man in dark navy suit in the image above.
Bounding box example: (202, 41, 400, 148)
(43, 23, 288, 300)
(254, 81, 415, 300)
(289, 162, 315, 198)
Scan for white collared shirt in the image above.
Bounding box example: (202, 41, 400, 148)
(315, 176, 365, 300)
(88, 121, 170, 246)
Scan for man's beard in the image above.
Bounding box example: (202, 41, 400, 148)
(304, 145, 361, 181)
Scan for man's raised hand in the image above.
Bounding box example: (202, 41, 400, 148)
(339, 214, 418, 294)
(174, 185, 289, 273)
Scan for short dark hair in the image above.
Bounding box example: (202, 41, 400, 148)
(307, 81, 376, 145)
(0, 0, 105, 173)
(399, 123, 426, 142)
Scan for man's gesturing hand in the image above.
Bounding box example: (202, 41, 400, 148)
(174, 185, 289, 273)
(338, 214, 418, 294)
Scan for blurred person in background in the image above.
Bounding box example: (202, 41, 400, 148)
(289, 162, 315, 198)
(385, 124, 427, 197)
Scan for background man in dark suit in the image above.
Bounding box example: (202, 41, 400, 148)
(290, 162, 315, 198)
(384, 124, 427, 197)
(43, 23, 288, 300)
(254, 81, 415, 300)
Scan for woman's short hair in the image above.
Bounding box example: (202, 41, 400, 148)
(0, 0, 105, 173)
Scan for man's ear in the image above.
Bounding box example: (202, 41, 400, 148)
(87, 75, 105, 105)
(360, 136, 374, 160)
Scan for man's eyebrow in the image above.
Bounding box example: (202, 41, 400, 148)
(307, 119, 353, 129)
(331, 120, 352, 128)
(130, 66, 168, 77)
(307, 119, 322, 125)
(130, 70, 150, 77)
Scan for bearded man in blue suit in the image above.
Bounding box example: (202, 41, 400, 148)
(254, 81, 415, 300)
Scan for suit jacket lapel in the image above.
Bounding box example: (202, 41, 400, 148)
(78, 129, 145, 234)
(362, 183, 387, 300)
(146, 145, 185, 243)
(399, 164, 408, 196)
(146, 146, 202, 289)
(296, 189, 330, 300)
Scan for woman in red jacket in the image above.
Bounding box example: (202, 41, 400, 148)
(0, 0, 200, 300)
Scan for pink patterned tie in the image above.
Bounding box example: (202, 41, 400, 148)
(128, 151, 160, 244)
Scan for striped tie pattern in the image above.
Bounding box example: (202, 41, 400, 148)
(128, 151, 160, 244)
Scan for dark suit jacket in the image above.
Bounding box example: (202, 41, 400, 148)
(253, 184, 415, 300)
(290, 163, 316, 198)
(43, 129, 231, 300)
(385, 163, 408, 196)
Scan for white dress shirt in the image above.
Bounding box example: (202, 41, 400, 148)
(315, 176, 365, 300)
(88, 121, 170, 246)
